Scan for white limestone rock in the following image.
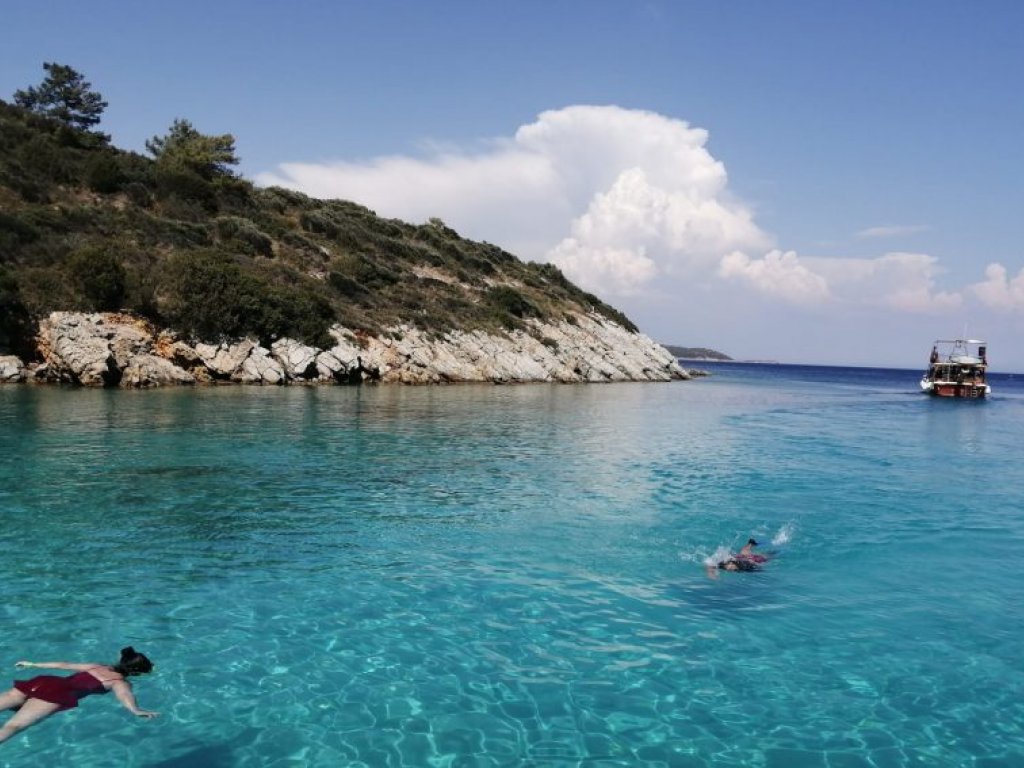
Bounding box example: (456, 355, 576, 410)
(39, 312, 122, 386)
(195, 340, 256, 379)
(314, 348, 350, 381)
(121, 354, 196, 387)
(271, 338, 320, 380)
(30, 310, 686, 387)
(0, 355, 25, 383)
(237, 346, 285, 384)
(37, 312, 200, 387)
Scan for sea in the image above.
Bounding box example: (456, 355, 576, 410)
(1, 362, 1022, 767)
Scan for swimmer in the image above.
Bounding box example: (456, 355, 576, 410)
(737, 538, 767, 564)
(0, 646, 157, 744)
(705, 537, 769, 578)
(705, 556, 761, 578)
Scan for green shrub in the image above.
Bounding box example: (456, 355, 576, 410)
(85, 153, 125, 193)
(124, 181, 153, 208)
(17, 265, 79, 316)
(159, 250, 334, 345)
(66, 246, 126, 310)
(259, 186, 313, 209)
(483, 285, 539, 330)
(160, 250, 256, 339)
(299, 210, 338, 238)
(0, 211, 41, 251)
(158, 194, 210, 223)
(14, 135, 73, 184)
(2, 169, 48, 203)
(21, 207, 73, 235)
(485, 285, 537, 319)
(328, 271, 365, 298)
(154, 166, 217, 211)
(0, 266, 34, 357)
(124, 262, 159, 317)
(214, 216, 273, 257)
(114, 151, 156, 187)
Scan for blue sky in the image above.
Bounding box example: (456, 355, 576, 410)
(3, 1, 1023, 369)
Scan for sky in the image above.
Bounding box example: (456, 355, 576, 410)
(3, 0, 1023, 370)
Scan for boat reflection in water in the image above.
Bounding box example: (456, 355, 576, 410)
(920, 339, 990, 398)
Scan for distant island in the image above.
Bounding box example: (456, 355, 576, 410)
(663, 346, 733, 361)
(0, 64, 686, 386)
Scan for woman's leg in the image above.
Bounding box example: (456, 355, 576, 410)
(0, 698, 61, 743)
(0, 688, 27, 711)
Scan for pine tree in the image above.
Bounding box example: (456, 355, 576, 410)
(14, 62, 107, 132)
(146, 119, 239, 180)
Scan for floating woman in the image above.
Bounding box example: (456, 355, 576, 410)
(0, 646, 158, 744)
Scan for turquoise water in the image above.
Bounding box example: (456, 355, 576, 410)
(1, 366, 1023, 767)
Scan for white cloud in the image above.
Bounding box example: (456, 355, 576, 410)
(856, 224, 929, 239)
(257, 105, 965, 324)
(258, 105, 771, 296)
(718, 250, 830, 304)
(971, 263, 1024, 311)
(806, 251, 961, 313)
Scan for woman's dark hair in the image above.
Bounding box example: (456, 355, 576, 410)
(114, 646, 154, 676)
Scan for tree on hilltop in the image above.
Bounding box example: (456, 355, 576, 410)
(146, 119, 239, 180)
(14, 62, 108, 133)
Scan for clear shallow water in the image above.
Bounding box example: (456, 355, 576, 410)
(1, 365, 1023, 767)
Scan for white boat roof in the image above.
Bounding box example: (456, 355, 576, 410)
(934, 339, 986, 344)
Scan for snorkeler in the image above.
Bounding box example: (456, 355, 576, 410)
(737, 538, 768, 564)
(0, 647, 158, 744)
(705, 537, 770, 578)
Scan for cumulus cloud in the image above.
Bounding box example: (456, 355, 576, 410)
(258, 104, 964, 320)
(718, 250, 830, 304)
(806, 251, 961, 312)
(717, 249, 962, 312)
(258, 105, 770, 296)
(971, 263, 1024, 311)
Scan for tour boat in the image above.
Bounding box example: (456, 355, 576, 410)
(920, 339, 990, 398)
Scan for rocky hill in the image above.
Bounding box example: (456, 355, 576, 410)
(0, 95, 684, 386)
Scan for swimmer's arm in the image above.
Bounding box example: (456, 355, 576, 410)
(110, 680, 159, 718)
(14, 660, 99, 671)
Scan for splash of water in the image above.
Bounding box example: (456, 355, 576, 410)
(772, 522, 795, 546)
(702, 546, 733, 567)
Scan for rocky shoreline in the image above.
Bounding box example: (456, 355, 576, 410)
(0, 311, 689, 387)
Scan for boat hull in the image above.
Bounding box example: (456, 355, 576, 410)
(922, 381, 989, 398)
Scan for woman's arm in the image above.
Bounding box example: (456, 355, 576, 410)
(14, 660, 98, 671)
(110, 680, 159, 718)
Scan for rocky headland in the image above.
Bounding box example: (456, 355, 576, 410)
(0, 95, 691, 389)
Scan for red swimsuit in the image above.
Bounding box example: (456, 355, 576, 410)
(14, 670, 110, 710)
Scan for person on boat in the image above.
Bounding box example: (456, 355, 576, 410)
(0, 647, 157, 744)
